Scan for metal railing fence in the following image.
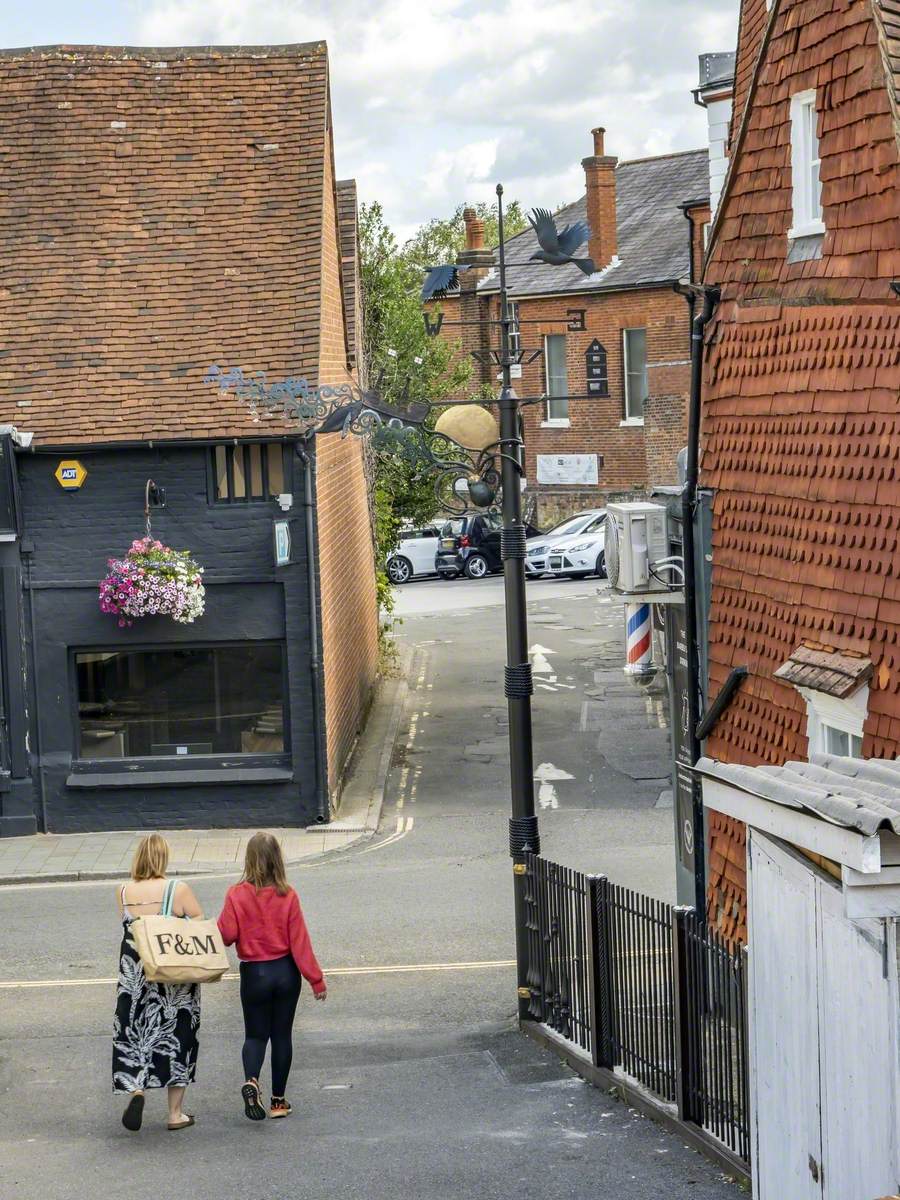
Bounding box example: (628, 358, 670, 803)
(522, 854, 750, 1168)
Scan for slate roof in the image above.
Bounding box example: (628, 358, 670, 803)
(0, 43, 348, 445)
(698, 754, 900, 838)
(477, 149, 709, 298)
(774, 645, 873, 700)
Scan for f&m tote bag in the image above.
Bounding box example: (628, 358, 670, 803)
(131, 879, 229, 984)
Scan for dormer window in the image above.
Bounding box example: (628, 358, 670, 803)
(774, 645, 871, 759)
(788, 90, 824, 238)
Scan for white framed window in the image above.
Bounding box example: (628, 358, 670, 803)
(788, 90, 824, 238)
(544, 334, 569, 423)
(622, 327, 648, 423)
(799, 685, 867, 759)
(508, 302, 521, 360)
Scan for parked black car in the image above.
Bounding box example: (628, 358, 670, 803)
(435, 512, 541, 580)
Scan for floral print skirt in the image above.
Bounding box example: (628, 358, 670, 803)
(112, 921, 200, 1093)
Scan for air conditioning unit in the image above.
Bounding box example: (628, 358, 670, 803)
(605, 501, 676, 596)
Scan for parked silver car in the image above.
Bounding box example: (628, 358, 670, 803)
(525, 509, 607, 577)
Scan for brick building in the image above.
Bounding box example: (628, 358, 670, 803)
(0, 43, 378, 835)
(692, 0, 900, 939)
(429, 132, 709, 524)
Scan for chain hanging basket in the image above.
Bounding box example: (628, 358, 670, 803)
(99, 536, 205, 628)
(99, 480, 205, 628)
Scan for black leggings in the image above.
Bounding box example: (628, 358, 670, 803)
(239, 956, 302, 1097)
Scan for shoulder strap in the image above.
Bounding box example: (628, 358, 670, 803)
(161, 878, 178, 917)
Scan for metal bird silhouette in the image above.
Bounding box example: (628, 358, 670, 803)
(528, 208, 595, 275)
(420, 264, 472, 301)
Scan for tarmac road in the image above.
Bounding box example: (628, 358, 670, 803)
(0, 578, 737, 1200)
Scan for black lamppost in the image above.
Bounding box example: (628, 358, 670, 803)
(207, 186, 592, 1021)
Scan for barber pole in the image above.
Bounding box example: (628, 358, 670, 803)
(624, 603, 653, 676)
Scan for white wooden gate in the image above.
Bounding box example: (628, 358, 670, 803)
(748, 831, 899, 1200)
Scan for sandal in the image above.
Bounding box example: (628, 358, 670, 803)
(122, 1092, 145, 1132)
(269, 1096, 292, 1119)
(241, 1079, 267, 1121)
(167, 1114, 195, 1131)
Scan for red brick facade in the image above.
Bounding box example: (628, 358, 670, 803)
(700, 0, 900, 934)
(429, 139, 710, 523)
(436, 284, 693, 522)
(316, 120, 379, 803)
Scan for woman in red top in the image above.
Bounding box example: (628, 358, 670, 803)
(218, 832, 327, 1120)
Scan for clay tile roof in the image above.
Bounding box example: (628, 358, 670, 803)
(0, 42, 341, 445)
(698, 754, 900, 838)
(477, 148, 709, 298)
(774, 644, 874, 699)
(873, 0, 900, 153)
(336, 179, 363, 375)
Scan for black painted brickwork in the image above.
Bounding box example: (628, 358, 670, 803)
(4, 442, 320, 834)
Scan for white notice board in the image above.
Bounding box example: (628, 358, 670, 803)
(536, 454, 599, 485)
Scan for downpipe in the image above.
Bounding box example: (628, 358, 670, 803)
(297, 441, 330, 824)
(681, 284, 719, 917)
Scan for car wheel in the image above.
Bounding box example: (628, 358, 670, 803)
(464, 554, 489, 580)
(595, 551, 606, 579)
(387, 556, 413, 584)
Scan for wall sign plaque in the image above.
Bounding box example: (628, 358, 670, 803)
(536, 454, 599, 485)
(585, 340, 609, 396)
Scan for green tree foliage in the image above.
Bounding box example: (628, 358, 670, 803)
(359, 198, 527, 618)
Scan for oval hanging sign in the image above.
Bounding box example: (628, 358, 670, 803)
(55, 460, 88, 490)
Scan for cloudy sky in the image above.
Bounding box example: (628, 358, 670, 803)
(8, 0, 739, 242)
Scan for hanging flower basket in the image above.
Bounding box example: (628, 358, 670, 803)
(99, 537, 205, 628)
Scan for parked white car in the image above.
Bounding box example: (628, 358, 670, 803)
(385, 525, 441, 584)
(526, 509, 606, 577)
(543, 511, 607, 579)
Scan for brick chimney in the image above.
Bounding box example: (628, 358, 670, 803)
(456, 207, 494, 277)
(455, 207, 495, 387)
(581, 127, 618, 269)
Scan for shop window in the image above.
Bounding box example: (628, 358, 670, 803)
(212, 443, 286, 503)
(75, 644, 286, 759)
(623, 327, 648, 422)
(544, 334, 569, 422)
(788, 90, 824, 238)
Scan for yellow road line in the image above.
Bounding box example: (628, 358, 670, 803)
(0, 958, 516, 991)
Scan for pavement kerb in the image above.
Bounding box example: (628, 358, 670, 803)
(364, 646, 412, 835)
(0, 652, 412, 887)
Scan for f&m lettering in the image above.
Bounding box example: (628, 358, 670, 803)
(154, 933, 175, 954)
(191, 934, 217, 955)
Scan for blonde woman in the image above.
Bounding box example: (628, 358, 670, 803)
(113, 833, 203, 1132)
(218, 832, 327, 1121)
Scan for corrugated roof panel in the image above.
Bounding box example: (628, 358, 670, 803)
(698, 753, 900, 836)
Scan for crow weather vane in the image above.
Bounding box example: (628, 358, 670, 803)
(420, 207, 594, 302)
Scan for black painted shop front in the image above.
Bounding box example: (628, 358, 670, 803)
(0, 436, 323, 835)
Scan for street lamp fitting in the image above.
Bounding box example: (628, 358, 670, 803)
(434, 403, 500, 452)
